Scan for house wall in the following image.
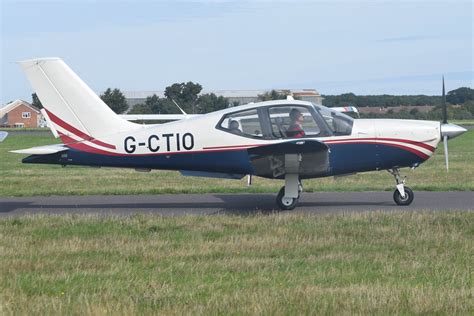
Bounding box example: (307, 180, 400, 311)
(7, 104, 39, 128)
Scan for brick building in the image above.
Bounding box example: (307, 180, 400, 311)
(0, 100, 44, 128)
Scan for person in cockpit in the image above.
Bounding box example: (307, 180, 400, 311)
(228, 120, 242, 135)
(286, 108, 305, 138)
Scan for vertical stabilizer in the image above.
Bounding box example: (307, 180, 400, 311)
(18, 58, 138, 142)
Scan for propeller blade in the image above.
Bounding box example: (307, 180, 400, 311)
(442, 76, 448, 124)
(443, 135, 449, 172)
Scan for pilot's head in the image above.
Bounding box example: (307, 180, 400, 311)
(229, 120, 239, 130)
(290, 109, 303, 122)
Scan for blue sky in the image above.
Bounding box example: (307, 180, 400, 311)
(1, 0, 472, 104)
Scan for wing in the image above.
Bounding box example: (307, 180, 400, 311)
(248, 139, 330, 179)
(119, 114, 201, 121)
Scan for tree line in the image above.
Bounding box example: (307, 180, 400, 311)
(324, 87, 473, 120)
(322, 87, 473, 108)
(31, 86, 474, 120)
(322, 93, 442, 108)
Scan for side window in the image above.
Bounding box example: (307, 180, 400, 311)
(268, 106, 321, 139)
(315, 105, 354, 136)
(219, 109, 263, 138)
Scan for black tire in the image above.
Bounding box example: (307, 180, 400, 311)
(393, 187, 414, 206)
(276, 186, 298, 210)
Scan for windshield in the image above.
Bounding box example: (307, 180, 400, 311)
(313, 104, 354, 136)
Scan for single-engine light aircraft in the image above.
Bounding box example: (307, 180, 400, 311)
(13, 58, 467, 209)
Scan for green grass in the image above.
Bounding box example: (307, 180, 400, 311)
(0, 212, 472, 314)
(451, 120, 474, 125)
(0, 130, 473, 196)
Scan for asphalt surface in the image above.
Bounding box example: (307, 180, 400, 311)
(0, 191, 473, 217)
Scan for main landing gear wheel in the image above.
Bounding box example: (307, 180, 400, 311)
(276, 186, 298, 210)
(393, 186, 414, 206)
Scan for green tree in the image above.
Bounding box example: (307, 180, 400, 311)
(409, 108, 419, 116)
(322, 93, 441, 108)
(463, 100, 474, 116)
(100, 88, 129, 114)
(196, 93, 229, 114)
(31, 93, 43, 109)
(258, 90, 287, 101)
(447, 87, 474, 104)
(146, 94, 177, 114)
(164, 82, 202, 113)
(128, 103, 152, 114)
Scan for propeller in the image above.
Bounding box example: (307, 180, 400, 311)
(439, 77, 467, 171)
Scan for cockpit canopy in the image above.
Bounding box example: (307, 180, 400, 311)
(217, 103, 354, 139)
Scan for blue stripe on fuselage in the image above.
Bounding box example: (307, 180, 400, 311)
(38, 143, 427, 177)
(327, 143, 426, 175)
(63, 148, 256, 174)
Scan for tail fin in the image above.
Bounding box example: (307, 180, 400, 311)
(18, 58, 138, 142)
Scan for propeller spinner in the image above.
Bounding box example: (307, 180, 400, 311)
(440, 77, 467, 171)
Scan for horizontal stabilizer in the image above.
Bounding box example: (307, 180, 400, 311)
(10, 144, 68, 155)
(0, 131, 8, 142)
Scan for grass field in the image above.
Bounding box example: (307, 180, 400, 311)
(0, 130, 473, 196)
(0, 212, 472, 314)
(451, 120, 474, 125)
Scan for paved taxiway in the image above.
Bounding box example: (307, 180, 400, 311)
(0, 192, 473, 217)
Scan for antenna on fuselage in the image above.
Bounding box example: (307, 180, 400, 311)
(171, 99, 188, 115)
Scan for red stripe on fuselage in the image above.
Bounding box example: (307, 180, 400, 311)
(205, 138, 434, 152)
(59, 132, 123, 156)
(64, 139, 429, 161)
(46, 109, 116, 150)
(325, 137, 435, 152)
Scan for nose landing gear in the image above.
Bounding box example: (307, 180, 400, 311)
(388, 168, 414, 206)
(276, 176, 303, 210)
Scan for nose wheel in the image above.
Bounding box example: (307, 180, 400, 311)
(276, 178, 303, 211)
(393, 186, 414, 205)
(388, 168, 414, 206)
(277, 187, 298, 210)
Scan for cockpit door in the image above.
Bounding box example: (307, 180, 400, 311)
(264, 105, 332, 139)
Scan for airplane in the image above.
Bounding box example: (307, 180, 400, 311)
(11, 58, 467, 210)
